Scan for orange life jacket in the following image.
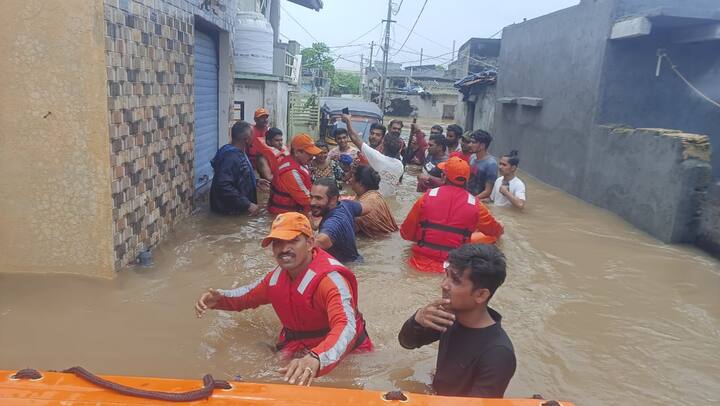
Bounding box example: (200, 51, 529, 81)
(413, 185, 479, 262)
(247, 126, 268, 168)
(267, 249, 366, 351)
(268, 156, 312, 214)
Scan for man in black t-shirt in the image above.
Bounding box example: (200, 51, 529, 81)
(398, 244, 516, 398)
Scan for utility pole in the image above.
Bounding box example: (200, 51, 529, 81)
(452, 40, 456, 61)
(420, 48, 423, 66)
(380, 0, 395, 113)
(369, 41, 374, 69)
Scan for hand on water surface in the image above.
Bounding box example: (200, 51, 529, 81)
(248, 203, 261, 216)
(415, 299, 455, 332)
(195, 288, 223, 318)
(279, 354, 320, 386)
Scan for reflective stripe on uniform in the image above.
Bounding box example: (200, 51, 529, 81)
(268, 267, 282, 286)
(291, 169, 311, 195)
(219, 276, 264, 298)
(296, 269, 316, 295)
(328, 258, 343, 267)
(317, 272, 357, 369)
(429, 187, 439, 197)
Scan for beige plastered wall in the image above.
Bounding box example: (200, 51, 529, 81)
(0, 1, 114, 277)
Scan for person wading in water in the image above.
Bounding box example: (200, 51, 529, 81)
(195, 212, 373, 386)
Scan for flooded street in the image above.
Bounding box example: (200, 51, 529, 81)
(1, 171, 719, 406)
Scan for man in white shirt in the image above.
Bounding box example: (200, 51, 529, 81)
(341, 114, 403, 197)
(491, 151, 526, 209)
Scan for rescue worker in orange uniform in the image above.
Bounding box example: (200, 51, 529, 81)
(195, 212, 373, 386)
(268, 134, 322, 215)
(247, 107, 272, 180)
(401, 156, 504, 273)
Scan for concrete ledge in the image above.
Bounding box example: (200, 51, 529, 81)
(610, 17, 652, 40)
(517, 97, 543, 107)
(497, 97, 517, 105)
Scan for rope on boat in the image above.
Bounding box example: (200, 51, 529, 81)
(10, 369, 43, 380)
(61, 366, 231, 402)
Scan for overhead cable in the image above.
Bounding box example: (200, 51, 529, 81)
(392, 0, 430, 56)
(281, 4, 321, 43)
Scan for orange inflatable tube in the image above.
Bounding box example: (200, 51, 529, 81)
(0, 369, 575, 406)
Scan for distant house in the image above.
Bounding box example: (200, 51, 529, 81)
(366, 63, 458, 120)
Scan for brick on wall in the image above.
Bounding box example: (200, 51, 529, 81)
(104, 0, 195, 270)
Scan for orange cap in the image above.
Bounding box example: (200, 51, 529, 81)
(254, 107, 269, 119)
(291, 133, 322, 155)
(261, 212, 314, 247)
(437, 156, 470, 185)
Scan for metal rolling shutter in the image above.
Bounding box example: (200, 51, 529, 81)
(193, 29, 219, 191)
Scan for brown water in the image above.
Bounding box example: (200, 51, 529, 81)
(1, 171, 719, 406)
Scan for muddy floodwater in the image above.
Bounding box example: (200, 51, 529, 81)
(1, 170, 719, 406)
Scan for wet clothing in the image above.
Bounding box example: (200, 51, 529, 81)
(247, 125, 269, 169)
(268, 156, 312, 215)
(417, 152, 448, 193)
(209, 144, 257, 215)
(450, 150, 472, 163)
(401, 185, 503, 273)
(491, 177, 526, 207)
(355, 190, 399, 238)
(361, 143, 403, 197)
(319, 200, 363, 263)
(261, 145, 289, 176)
(311, 160, 345, 189)
(215, 248, 373, 377)
(468, 154, 498, 196)
(404, 130, 427, 165)
(398, 307, 516, 398)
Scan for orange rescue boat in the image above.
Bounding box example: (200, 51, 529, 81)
(1, 367, 575, 406)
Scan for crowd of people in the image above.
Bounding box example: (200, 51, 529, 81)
(200, 107, 527, 398)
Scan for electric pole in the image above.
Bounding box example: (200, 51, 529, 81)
(420, 48, 423, 66)
(369, 41, 374, 69)
(452, 40, 456, 61)
(380, 0, 395, 113)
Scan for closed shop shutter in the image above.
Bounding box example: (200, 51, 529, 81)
(193, 29, 219, 191)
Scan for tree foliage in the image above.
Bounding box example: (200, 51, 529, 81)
(331, 71, 360, 95)
(300, 42, 335, 77)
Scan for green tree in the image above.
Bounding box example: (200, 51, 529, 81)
(300, 42, 335, 76)
(331, 71, 360, 95)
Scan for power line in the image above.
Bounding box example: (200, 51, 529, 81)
(341, 22, 383, 48)
(281, 4, 321, 44)
(395, 21, 451, 51)
(393, 0, 430, 56)
(393, 0, 404, 15)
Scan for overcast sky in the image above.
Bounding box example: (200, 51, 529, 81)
(280, 0, 580, 70)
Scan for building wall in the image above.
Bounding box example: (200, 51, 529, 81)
(493, 0, 615, 196)
(597, 26, 720, 178)
(698, 183, 720, 257)
(104, 0, 236, 269)
(456, 85, 496, 134)
(611, 0, 720, 18)
(233, 79, 289, 136)
(401, 94, 458, 120)
(0, 1, 115, 277)
(581, 126, 711, 243)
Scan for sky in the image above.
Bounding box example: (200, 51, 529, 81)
(279, 0, 580, 70)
